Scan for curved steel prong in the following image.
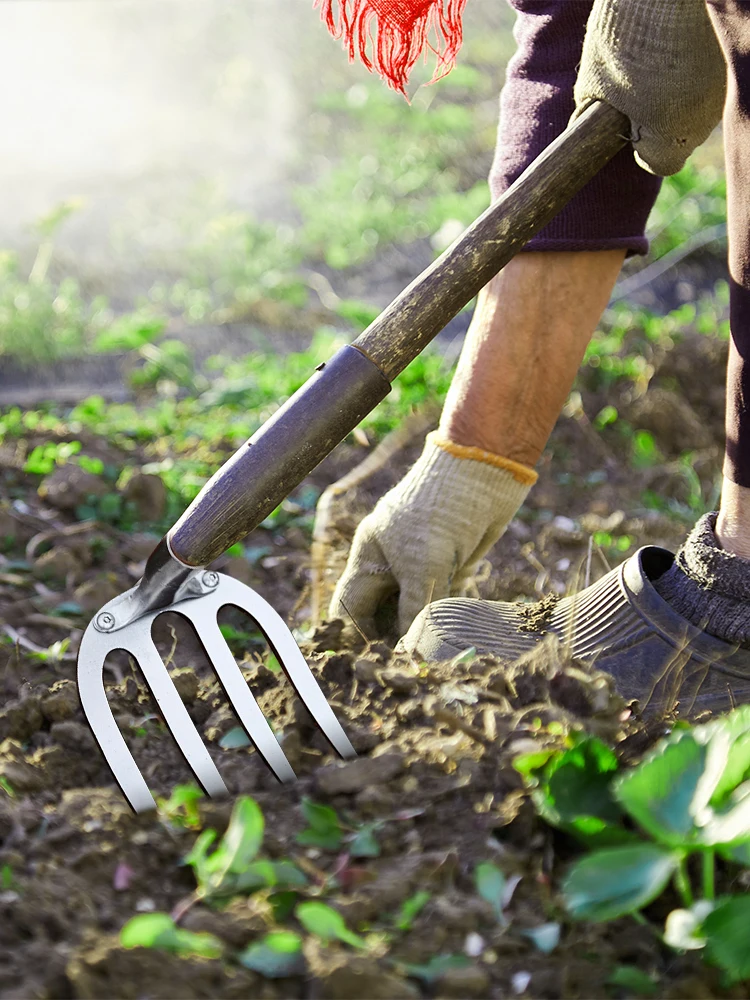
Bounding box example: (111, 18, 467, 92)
(177, 574, 356, 761)
(78, 615, 228, 813)
(78, 624, 157, 814)
(192, 616, 296, 782)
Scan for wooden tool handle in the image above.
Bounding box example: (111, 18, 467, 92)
(169, 101, 628, 567)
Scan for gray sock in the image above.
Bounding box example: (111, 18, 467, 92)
(654, 512, 750, 647)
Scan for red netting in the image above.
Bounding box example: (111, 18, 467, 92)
(316, 0, 468, 95)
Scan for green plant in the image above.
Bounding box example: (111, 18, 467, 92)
(157, 783, 205, 829)
(183, 796, 307, 903)
(27, 638, 71, 663)
(295, 901, 366, 948)
(121, 912, 223, 958)
(238, 931, 306, 978)
(516, 707, 750, 984)
(394, 891, 431, 931)
(296, 799, 343, 851)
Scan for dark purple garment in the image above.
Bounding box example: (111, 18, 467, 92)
(707, 0, 750, 487)
(490, 0, 662, 254)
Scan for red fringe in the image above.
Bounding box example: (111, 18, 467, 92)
(316, 0, 468, 95)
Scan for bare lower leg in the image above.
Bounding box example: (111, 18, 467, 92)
(716, 479, 750, 559)
(439, 250, 626, 467)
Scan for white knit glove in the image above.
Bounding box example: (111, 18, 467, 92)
(329, 432, 536, 637)
(574, 0, 726, 176)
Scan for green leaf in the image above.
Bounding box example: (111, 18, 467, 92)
(186, 796, 266, 898)
(231, 860, 308, 894)
(270, 890, 300, 922)
(183, 829, 218, 886)
(606, 966, 659, 996)
(213, 796, 265, 875)
(94, 314, 167, 353)
(219, 726, 252, 750)
(521, 922, 560, 954)
(238, 931, 305, 978)
(516, 736, 631, 847)
(295, 901, 366, 949)
(121, 912, 174, 948)
(349, 823, 381, 858)
(296, 799, 343, 851)
(474, 861, 506, 922)
(395, 891, 431, 931)
(718, 838, 750, 866)
(702, 895, 750, 983)
(562, 843, 680, 922)
(704, 706, 750, 807)
(614, 733, 714, 846)
(513, 748, 556, 781)
(402, 954, 470, 984)
(120, 913, 223, 958)
(699, 781, 750, 847)
(158, 783, 204, 829)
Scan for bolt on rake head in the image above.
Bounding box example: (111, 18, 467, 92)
(78, 549, 356, 814)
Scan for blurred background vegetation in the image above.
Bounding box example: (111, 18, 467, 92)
(0, 0, 730, 533)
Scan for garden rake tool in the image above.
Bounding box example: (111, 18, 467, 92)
(78, 101, 628, 813)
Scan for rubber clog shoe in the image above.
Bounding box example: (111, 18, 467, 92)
(397, 546, 750, 716)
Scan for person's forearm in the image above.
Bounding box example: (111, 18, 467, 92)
(439, 250, 626, 467)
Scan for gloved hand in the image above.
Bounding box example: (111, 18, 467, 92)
(574, 0, 726, 176)
(329, 432, 536, 637)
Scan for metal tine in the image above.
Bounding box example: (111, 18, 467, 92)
(78, 620, 228, 813)
(78, 636, 159, 815)
(178, 574, 357, 761)
(195, 616, 297, 783)
(135, 627, 229, 800)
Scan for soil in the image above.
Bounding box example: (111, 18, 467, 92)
(0, 329, 746, 999)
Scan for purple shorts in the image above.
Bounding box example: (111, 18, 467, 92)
(490, 0, 662, 256)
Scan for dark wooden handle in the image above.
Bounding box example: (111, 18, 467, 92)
(168, 101, 628, 567)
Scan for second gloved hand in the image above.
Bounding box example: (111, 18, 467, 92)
(574, 0, 726, 176)
(329, 431, 536, 637)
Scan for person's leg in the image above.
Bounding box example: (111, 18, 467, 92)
(440, 0, 660, 468)
(440, 250, 625, 467)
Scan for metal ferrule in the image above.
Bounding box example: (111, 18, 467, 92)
(93, 537, 218, 633)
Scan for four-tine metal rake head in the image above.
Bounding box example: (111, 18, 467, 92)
(78, 538, 356, 814)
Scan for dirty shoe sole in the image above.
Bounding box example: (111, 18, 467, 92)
(397, 546, 750, 717)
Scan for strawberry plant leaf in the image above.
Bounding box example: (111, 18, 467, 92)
(614, 734, 712, 846)
(701, 894, 750, 983)
(562, 843, 680, 921)
(515, 736, 632, 847)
